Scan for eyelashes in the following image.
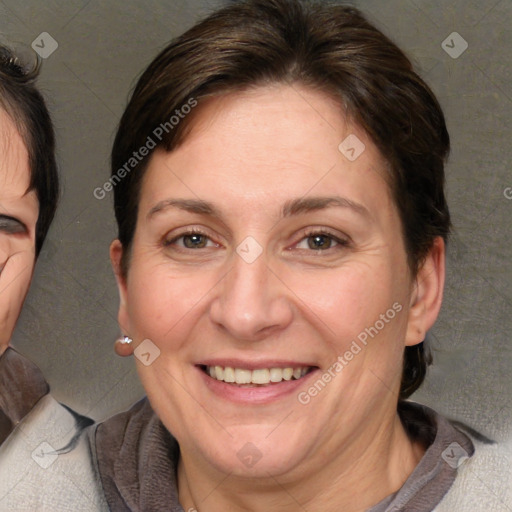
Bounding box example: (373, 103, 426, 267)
(295, 230, 350, 251)
(0, 215, 27, 235)
(164, 229, 220, 249)
(0, 216, 31, 274)
(163, 228, 351, 253)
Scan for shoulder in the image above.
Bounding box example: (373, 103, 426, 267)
(434, 425, 512, 511)
(0, 393, 107, 511)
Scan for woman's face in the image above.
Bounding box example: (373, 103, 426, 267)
(114, 85, 440, 478)
(0, 109, 38, 354)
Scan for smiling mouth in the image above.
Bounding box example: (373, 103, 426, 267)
(200, 365, 316, 387)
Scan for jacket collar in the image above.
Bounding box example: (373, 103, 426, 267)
(95, 398, 184, 512)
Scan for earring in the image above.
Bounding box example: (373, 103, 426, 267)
(114, 335, 134, 357)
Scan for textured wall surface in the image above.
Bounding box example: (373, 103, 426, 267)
(1, 0, 510, 442)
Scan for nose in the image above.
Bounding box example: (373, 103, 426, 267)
(209, 251, 294, 341)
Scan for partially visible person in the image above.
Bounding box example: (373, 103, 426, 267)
(0, 44, 106, 510)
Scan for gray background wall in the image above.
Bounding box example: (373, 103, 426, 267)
(1, 0, 511, 441)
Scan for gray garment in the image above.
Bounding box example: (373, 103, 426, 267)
(0, 348, 107, 511)
(369, 403, 479, 511)
(93, 399, 480, 511)
(0, 394, 108, 511)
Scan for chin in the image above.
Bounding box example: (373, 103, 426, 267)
(193, 424, 311, 478)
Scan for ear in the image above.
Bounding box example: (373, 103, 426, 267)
(405, 237, 445, 347)
(110, 239, 130, 334)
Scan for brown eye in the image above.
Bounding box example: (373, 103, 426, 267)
(182, 233, 208, 248)
(307, 234, 334, 250)
(164, 229, 220, 251)
(294, 230, 349, 253)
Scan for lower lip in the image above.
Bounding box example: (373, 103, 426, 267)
(196, 366, 319, 405)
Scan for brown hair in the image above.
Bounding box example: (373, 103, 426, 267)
(111, 0, 450, 399)
(0, 45, 59, 256)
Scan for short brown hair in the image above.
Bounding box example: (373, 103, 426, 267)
(111, 0, 450, 399)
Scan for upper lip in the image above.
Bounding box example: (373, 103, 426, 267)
(197, 359, 317, 370)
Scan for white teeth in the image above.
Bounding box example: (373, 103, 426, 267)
(252, 368, 270, 384)
(282, 368, 293, 381)
(269, 368, 283, 382)
(205, 365, 311, 385)
(235, 368, 252, 384)
(223, 366, 235, 383)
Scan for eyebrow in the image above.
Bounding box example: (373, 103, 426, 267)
(148, 199, 220, 219)
(147, 195, 370, 221)
(282, 196, 370, 219)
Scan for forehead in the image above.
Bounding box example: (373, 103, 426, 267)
(0, 107, 31, 195)
(140, 85, 393, 216)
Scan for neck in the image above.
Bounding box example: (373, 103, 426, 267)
(177, 412, 425, 512)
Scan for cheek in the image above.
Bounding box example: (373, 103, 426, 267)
(0, 252, 34, 346)
(290, 264, 409, 395)
(288, 260, 404, 337)
(126, 262, 215, 343)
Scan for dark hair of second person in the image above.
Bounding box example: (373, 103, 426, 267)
(0, 46, 59, 256)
